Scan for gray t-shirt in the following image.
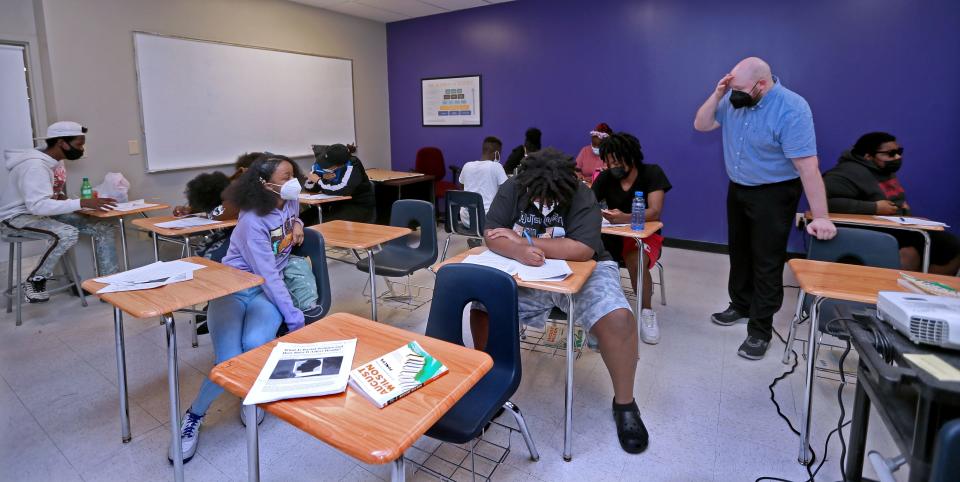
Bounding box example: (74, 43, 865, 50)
(485, 178, 611, 262)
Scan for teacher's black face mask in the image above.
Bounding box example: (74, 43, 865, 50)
(730, 80, 760, 109)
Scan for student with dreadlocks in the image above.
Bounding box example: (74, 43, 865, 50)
(477, 147, 649, 455)
(592, 132, 671, 345)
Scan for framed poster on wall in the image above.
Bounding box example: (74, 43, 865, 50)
(421, 75, 481, 126)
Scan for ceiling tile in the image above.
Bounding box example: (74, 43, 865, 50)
(418, 0, 488, 10)
(289, 0, 351, 8)
(324, 1, 409, 22)
(355, 0, 444, 17)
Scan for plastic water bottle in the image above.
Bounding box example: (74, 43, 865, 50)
(631, 191, 645, 231)
(80, 177, 93, 200)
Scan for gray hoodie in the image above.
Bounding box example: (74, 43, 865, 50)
(0, 149, 81, 222)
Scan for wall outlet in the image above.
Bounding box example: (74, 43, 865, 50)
(128, 140, 140, 155)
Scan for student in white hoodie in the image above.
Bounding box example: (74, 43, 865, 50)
(0, 121, 119, 302)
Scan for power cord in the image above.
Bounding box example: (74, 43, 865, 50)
(755, 318, 856, 482)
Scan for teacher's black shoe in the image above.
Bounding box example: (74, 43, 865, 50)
(710, 306, 747, 326)
(737, 336, 770, 360)
(613, 398, 649, 454)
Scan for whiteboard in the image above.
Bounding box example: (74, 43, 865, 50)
(133, 32, 356, 172)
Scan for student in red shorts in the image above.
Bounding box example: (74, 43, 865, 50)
(592, 132, 672, 344)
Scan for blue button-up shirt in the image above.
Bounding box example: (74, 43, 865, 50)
(715, 77, 817, 186)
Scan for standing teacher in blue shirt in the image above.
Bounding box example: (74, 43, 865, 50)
(694, 57, 836, 360)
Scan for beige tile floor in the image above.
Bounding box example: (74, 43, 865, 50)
(0, 234, 908, 481)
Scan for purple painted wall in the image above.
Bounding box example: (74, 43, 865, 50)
(387, 0, 960, 247)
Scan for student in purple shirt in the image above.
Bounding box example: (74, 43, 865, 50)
(169, 154, 307, 464)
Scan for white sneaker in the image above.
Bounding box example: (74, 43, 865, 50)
(240, 406, 265, 427)
(168, 411, 203, 464)
(639, 309, 660, 345)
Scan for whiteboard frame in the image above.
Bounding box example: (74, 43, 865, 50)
(131, 31, 358, 173)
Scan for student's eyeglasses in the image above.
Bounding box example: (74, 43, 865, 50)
(874, 147, 904, 157)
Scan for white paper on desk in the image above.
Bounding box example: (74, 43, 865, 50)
(517, 259, 572, 282)
(874, 216, 948, 227)
(462, 250, 521, 275)
(94, 260, 206, 284)
(154, 217, 221, 229)
(299, 193, 340, 200)
(601, 219, 629, 228)
(244, 339, 357, 405)
(96, 270, 193, 293)
(107, 199, 159, 212)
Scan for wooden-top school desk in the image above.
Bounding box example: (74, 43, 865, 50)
(80, 202, 169, 272)
(601, 221, 664, 329)
(209, 312, 493, 482)
(366, 168, 436, 223)
(431, 246, 596, 462)
(131, 215, 238, 261)
(801, 212, 947, 273)
(82, 257, 263, 482)
(786, 258, 960, 465)
(298, 193, 352, 224)
(308, 220, 411, 321)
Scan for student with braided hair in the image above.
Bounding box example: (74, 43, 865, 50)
(476, 147, 650, 455)
(592, 132, 671, 344)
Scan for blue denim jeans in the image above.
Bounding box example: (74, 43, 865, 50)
(189, 286, 282, 416)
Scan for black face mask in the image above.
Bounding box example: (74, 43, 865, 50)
(609, 167, 628, 180)
(62, 142, 84, 161)
(730, 81, 760, 109)
(878, 159, 902, 175)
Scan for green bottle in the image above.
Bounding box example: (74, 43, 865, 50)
(80, 177, 93, 199)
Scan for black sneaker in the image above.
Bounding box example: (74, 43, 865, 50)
(24, 276, 50, 303)
(612, 399, 649, 454)
(737, 336, 770, 360)
(467, 238, 483, 248)
(710, 306, 746, 326)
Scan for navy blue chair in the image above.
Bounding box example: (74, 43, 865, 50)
(425, 263, 539, 465)
(277, 228, 332, 336)
(441, 190, 485, 261)
(783, 227, 901, 363)
(930, 419, 960, 482)
(355, 199, 438, 282)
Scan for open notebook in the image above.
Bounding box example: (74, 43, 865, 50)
(461, 249, 572, 282)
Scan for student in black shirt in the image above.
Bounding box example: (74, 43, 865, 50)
(592, 133, 671, 345)
(478, 147, 649, 455)
(302, 144, 376, 224)
(502, 127, 541, 175)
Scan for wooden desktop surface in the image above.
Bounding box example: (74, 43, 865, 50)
(298, 194, 352, 206)
(802, 212, 945, 232)
(209, 312, 493, 465)
(788, 259, 960, 304)
(365, 168, 426, 183)
(308, 220, 410, 250)
(432, 246, 596, 294)
(81, 257, 263, 318)
(131, 215, 238, 237)
(79, 203, 169, 218)
(601, 221, 663, 239)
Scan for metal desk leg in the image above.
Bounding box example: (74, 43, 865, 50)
(183, 236, 192, 257)
(563, 294, 575, 461)
(635, 239, 644, 354)
(845, 377, 871, 482)
(152, 232, 160, 262)
(163, 313, 184, 482)
(114, 307, 131, 443)
(920, 230, 931, 273)
(245, 404, 260, 482)
(367, 248, 377, 321)
(391, 457, 405, 482)
(798, 296, 823, 465)
(783, 290, 806, 364)
(91, 237, 101, 277)
(118, 217, 130, 270)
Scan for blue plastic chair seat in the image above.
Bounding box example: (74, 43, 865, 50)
(355, 244, 436, 277)
(426, 365, 517, 443)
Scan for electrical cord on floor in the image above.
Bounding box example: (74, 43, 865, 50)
(755, 320, 855, 482)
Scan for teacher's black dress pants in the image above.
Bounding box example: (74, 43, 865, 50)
(726, 178, 802, 342)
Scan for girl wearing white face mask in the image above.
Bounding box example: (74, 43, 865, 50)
(170, 154, 320, 465)
(575, 122, 613, 182)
